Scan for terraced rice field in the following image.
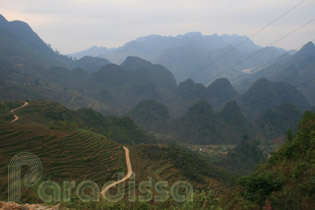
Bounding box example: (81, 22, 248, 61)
(0, 121, 124, 201)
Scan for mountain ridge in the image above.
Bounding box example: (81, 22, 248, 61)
(236, 41, 315, 105)
(69, 31, 286, 83)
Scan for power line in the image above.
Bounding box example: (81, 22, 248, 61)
(229, 37, 315, 84)
(177, 76, 315, 144)
(186, 0, 307, 81)
(207, 77, 315, 122)
(171, 34, 314, 103)
(240, 78, 315, 109)
(201, 18, 315, 86)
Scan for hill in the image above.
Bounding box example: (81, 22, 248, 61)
(236, 41, 315, 105)
(240, 78, 310, 121)
(0, 100, 237, 209)
(206, 78, 240, 111)
(0, 120, 124, 202)
(0, 100, 155, 144)
(177, 100, 251, 144)
(173, 78, 240, 115)
(254, 103, 302, 143)
(0, 14, 71, 68)
(74, 56, 111, 73)
(121, 56, 177, 91)
(86, 60, 176, 113)
(215, 135, 266, 175)
(238, 111, 315, 209)
(68, 46, 111, 59)
(129, 100, 171, 133)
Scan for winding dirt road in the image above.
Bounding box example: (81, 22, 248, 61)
(9, 102, 133, 199)
(10, 102, 29, 123)
(101, 146, 133, 199)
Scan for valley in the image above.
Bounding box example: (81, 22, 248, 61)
(0, 7, 314, 209)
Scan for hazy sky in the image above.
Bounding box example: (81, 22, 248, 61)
(1, 0, 314, 54)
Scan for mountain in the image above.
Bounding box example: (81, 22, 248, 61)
(254, 103, 302, 143)
(0, 13, 309, 144)
(218, 100, 250, 127)
(0, 14, 71, 67)
(86, 59, 176, 113)
(0, 14, 113, 113)
(236, 41, 315, 105)
(87, 32, 262, 64)
(121, 56, 177, 90)
(0, 13, 179, 115)
(175, 79, 207, 101)
(129, 100, 171, 132)
(173, 78, 240, 116)
(74, 56, 111, 73)
(177, 100, 251, 144)
(206, 78, 240, 111)
(176, 100, 216, 144)
(129, 99, 253, 145)
(70, 32, 285, 83)
(2, 13, 299, 119)
(155, 43, 285, 83)
(69, 46, 111, 59)
(240, 78, 310, 120)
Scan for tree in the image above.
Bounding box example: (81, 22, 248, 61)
(239, 172, 284, 208)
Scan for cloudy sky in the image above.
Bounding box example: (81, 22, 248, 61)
(1, 0, 314, 54)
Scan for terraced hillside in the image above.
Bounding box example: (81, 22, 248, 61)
(0, 100, 238, 208)
(129, 144, 236, 199)
(0, 100, 155, 144)
(0, 121, 124, 202)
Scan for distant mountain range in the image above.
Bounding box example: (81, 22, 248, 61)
(1, 13, 315, 210)
(0, 13, 313, 145)
(69, 32, 287, 83)
(70, 46, 114, 59)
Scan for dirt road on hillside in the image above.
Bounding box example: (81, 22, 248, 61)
(101, 146, 133, 199)
(10, 102, 29, 123)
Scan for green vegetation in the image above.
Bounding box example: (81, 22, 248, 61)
(238, 111, 315, 209)
(240, 78, 310, 121)
(1, 13, 314, 209)
(0, 100, 236, 208)
(254, 103, 302, 142)
(137, 144, 236, 187)
(0, 121, 124, 202)
(0, 100, 155, 144)
(129, 100, 171, 132)
(177, 100, 251, 144)
(239, 172, 285, 207)
(216, 135, 266, 175)
(60, 190, 222, 210)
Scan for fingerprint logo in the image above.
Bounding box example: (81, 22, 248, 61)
(8, 152, 43, 202)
